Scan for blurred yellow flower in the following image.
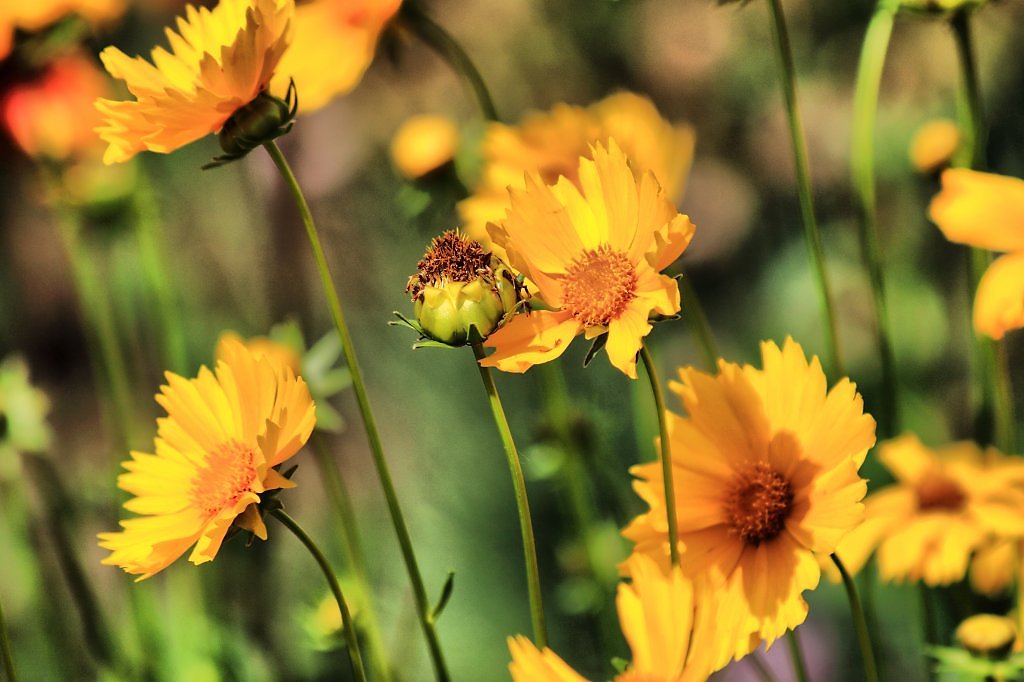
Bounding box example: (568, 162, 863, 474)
(271, 0, 400, 113)
(970, 538, 1015, 598)
(929, 168, 1024, 339)
(98, 336, 316, 580)
(479, 141, 694, 378)
(95, 0, 293, 164)
(390, 114, 459, 180)
(218, 330, 302, 376)
(0, 0, 124, 61)
(909, 119, 959, 174)
(458, 92, 695, 260)
(832, 434, 1024, 587)
(623, 339, 875, 657)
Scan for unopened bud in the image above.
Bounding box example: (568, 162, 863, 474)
(956, 614, 1017, 658)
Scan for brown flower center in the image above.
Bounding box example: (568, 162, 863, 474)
(406, 230, 491, 299)
(561, 246, 638, 327)
(915, 474, 966, 512)
(190, 440, 258, 516)
(725, 462, 794, 546)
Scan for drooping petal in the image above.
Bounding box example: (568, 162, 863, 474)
(480, 311, 582, 373)
(929, 169, 1024, 252)
(973, 252, 1024, 340)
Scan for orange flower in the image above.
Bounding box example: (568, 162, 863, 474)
(479, 141, 694, 378)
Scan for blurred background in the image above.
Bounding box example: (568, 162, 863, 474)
(1, 0, 1024, 679)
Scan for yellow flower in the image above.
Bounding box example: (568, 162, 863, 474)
(98, 336, 316, 580)
(95, 0, 293, 164)
(832, 434, 1024, 587)
(909, 119, 959, 174)
(479, 141, 694, 378)
(270, 0, 400, 114)
(970, 538, 1015, 598)
(929, 168, 1024, 339)
(458, 92, 695, 260)
(622, 339, 875, 657)
(390, 114, 459, 180)
(508, 554, 738, 681)
(0, 0, 124, 61)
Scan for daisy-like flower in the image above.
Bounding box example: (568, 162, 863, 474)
(831, 434, 1024, 587)
(98, 336, 316, 580)
(95, 0, 293, 165)
(0, 0, 124, 62)
(480, 140, 695, 379)
(508, 554, 740, 682)
(270, 0, 400, 114)
(458, 92, 695, 259)
(929, 168, 1024, 339)
(622, 339, 875, 656)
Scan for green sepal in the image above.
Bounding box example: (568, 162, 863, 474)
(430, 571, 456, 621)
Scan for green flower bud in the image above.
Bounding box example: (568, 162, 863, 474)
(406, 230, 523, 346)
(204, 82, 298, 169)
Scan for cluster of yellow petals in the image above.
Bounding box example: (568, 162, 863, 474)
(623, 339, 875, 660)
(832, 434, 1024, 587)
(929, 169, 1024, 339)
(0, 0, 123, 62)
(480, 140, 694, 378)
(95, 0, 293, 164)
(98, 336, 316, 580)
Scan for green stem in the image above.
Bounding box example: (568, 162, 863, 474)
(951, 9, 984, 169)
(679, 273, 719, 371)
(850, 4, 900, 438)
(270, 509, 366, 682)
(639, 345, 679, 567)
(262, 141, 450, 680)
(766, 0, 844, 377)
(400, 2, 499, 122)
(786, 630, 811, 682)
(311, 435, 392, 682)
(994, 340, 1017, 453)
(831, 554, 880, 682)
(471, 343, 547, 647)
(0, 593, 17, 682)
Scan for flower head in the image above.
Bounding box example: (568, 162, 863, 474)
(622, 339, 875, 656)
(929, 169, 1024, 339)
(0, 0, 124, 62)
(479, 141, 694, 378)
(909, 119, 959, 175)
(98, 336, 316, 580)
(95, 0, 293, 164)
(391, 114, 459, 180)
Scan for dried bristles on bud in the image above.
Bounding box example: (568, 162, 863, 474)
(406, 230, 492, 299)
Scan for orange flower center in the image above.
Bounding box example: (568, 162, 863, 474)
(190, 440, 258, 516)
(725, 462, 794, 545)
(915, 474, 966, 512)
(561, 246, 638, 327)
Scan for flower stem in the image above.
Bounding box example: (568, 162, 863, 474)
(400, 2, 499, 122)
(639, 345, 679, 567)
(766, 0, 844, 377)
(262, 141, 450, 681)
(850, 3, 900, 438)
(0, 592, 17, 682)
(786, 630, 811, 682)
(679, 273, 720, 371)
(270, 509, 367, 682)
(831, 554, 880, 682)
(311, 434, 392, 682)
(471, 342, 547, 647)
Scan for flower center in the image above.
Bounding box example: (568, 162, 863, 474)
(561, 246, 638, 327)
(190, 440, 258, 516)
(725, 462, 794, 546)
(406, 229, 491, 299)
(915, 474, 966, 512)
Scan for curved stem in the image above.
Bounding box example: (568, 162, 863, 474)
(639, 345, 679, 567)
(262, 141, 450, 681)
(786, 630, 811, 682)
(831, 554, 880, 682)
(471, 343, 547, 647)
(0, 593, 17, 682)
(400, 2, 499, 122)
(767, 0, 844, 377)
(679, 273, 719, 371)
(850, 4, 899, 438)
(271, 509, 366, 682)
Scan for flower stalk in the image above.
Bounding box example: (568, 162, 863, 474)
(679, 274, 720, 372)
(786, 630, 811, 682)
(639, 345, 679, 567)
(0, 592, 17, 682)
(832, 554, 880, 682)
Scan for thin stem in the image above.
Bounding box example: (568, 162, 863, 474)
(639, 345, 679, 567)
(0, 593, 17, 682)
(679, 273, 719, 371)
(766, 0, 844, 377)
(786, 630, 811, 682)
(850, 4, 900, 438)
(262, 141, 450, 680)
(951, 9, 984, 169)
(311, 435, 392, 682)
(270, 509, 367, 682)
(831, 554, 880, 682)
(400, 2, 499, 122)
(994, 340, 1017, 453)
(471, 342, 547, 647)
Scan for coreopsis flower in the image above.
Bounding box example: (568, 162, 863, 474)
(270, 0, 400, 114)
(508, 554, 740, 681)
(929, 614, 1024, 681)
(95, 0, 294, 165)
(622, 339, 875, 656)
(831, 434, 1024, 587)
(458, 92, 695, 259)
(480, 141, 695, 378)
(390, 114, 459, 180)
(909, 119, 960, 175)
(98, 336, 316, 580)
(0, 0, 124, 62)
(929, 169, 1024, 339)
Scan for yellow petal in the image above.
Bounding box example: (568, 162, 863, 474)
(973, 252, 1024, 340)
(929, 169, 1024, 252)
